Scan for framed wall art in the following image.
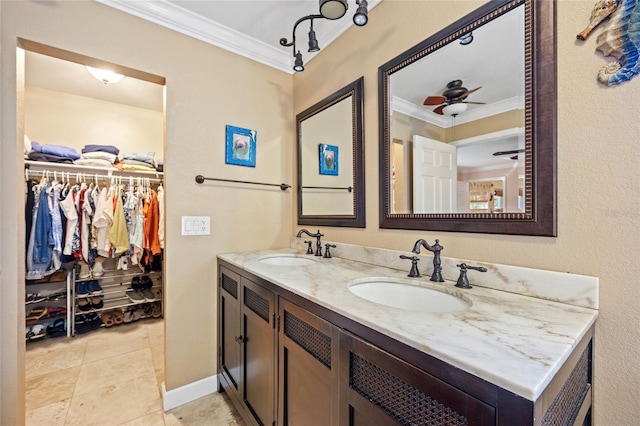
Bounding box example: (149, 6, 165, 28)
(319, 143, 339, 175)
(225, 125, 257, 167)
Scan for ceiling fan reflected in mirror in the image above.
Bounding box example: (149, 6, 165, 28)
(423, 80, 486, 115)
(492, 149, 524, 160)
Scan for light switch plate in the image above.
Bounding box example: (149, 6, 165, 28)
(181, 216, 210, 236)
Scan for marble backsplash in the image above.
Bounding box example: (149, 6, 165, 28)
(291, 239, 599, 310)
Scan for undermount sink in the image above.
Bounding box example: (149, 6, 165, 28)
(349, 278, 471, 313)
(258, 255, 317, 266)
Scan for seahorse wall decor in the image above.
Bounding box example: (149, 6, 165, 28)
(577, 0, 640, 86)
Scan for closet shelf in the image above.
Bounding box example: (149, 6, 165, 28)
(25, 160, 163, 181)
(75, 297, 162, 313)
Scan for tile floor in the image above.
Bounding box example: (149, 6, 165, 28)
(25, 318, 246, 425)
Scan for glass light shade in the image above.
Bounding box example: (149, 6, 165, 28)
(320, 0, 347, 20)
(442, 103, 468, 116)
(86, 66, 124, 84)
(353, 0, 368, 26)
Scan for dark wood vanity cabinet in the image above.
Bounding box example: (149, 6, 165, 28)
(218, 266, 277, 426)
(217, 261, 593, 426)
(278, 298, 341, 426)
(341, 331, 495, 426)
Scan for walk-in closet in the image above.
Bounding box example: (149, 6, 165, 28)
(22, 43, 168, 423)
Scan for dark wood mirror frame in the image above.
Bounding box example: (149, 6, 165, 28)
(378, 0, 556, 236)
(297, 77, 366, 228)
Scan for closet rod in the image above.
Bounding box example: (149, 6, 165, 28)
(195, 175, 290, 191)
(26, 169, 163, 184)
(24, 160, 163, 180)
(302, 185, 353, 193)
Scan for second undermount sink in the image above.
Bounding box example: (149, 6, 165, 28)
(349, 278, 471, 313)
(258, 255, 317, 266)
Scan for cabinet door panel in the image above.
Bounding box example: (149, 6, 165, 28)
(343, 332, 495, 426)
(278, 298, 340, 426)
(220, 270, 241, 391)
(242, 278, 276, 426)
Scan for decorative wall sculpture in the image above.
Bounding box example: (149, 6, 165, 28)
(578, 0, 640, 86)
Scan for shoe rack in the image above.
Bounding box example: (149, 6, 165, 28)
(72, 257, 163, 336)
(25, 268, 72, 342)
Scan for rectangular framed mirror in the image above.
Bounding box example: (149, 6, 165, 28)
(297, 77, 365, 228)
(378, 0, 557, 236)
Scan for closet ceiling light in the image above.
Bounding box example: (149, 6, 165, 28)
(85, 66, 125, 84)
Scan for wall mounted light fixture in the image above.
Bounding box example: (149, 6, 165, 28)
(280, 0, 368, 72)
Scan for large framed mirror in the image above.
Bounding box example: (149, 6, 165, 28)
(379, 0, 556, 236)
(297, 77, 365, 227)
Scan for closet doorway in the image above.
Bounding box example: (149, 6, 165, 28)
(20, 39, 168, 423)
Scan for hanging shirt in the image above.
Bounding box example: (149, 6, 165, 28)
(143, 189, 161, 255)
(59, 185, 78, 256)
(157, 185, 165, 249)
(109, 184, 130, 255)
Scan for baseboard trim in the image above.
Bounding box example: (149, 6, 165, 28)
(162, 375, 218, 411)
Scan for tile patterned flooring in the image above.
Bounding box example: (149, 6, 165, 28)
(25, 318, 246, 425)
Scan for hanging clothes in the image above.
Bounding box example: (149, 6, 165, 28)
(109, 184, 130, 255)
(157, 185, 165, 250)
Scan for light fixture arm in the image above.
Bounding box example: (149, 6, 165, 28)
(279, 14, 323, 54)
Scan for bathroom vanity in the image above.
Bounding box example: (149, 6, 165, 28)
(217, 243, 597, 426)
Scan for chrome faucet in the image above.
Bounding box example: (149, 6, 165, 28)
(411, 239, 444, 282)
(296, 229, 324, 256)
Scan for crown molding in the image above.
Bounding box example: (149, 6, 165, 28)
(97, 0, 382, 74)
(96, 0, 294, 73)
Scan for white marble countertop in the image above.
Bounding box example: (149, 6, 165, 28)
(218, 247, 598, 401)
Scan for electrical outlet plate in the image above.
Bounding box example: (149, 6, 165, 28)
(181, 216, 210, 236)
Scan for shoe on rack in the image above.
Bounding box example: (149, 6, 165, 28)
(123, 309, 135, 324)
(126, 288, 145, 303)
(74, 315, 92, 334)
(152, 301, 162, 318)
(141, 287, 156, 302)
(77, 298, 92, 312)
(77, 262, 91, 279)
(87, 280, 103, 295)
(91, 261, 105, 277)
(46, 319, 66, 338)
(76, 281, 89, 297)
(90, 296, 104, 309)
(101, 310, 115, 328)
(29, 324, 46, 341)
(112, 309, 124, 325)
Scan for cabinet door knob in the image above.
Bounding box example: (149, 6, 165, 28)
(235, 335, 245, 344)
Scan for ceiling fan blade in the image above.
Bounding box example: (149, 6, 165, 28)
(465, 86, 482, 95)
(433, 105, 446, 115)
(462, 101, 486, 105)
(424, 95, 446, 106)
(493, 149, 525, 156)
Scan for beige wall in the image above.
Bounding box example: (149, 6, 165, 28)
(293, 1, 640, 424)
(1, 1, 293, 423)
(25, 86, 164, 155)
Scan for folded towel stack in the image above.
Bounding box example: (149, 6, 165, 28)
(75, 144, 121, 168)
(27, 140, 81, 164)
(118, 152, 157, 172)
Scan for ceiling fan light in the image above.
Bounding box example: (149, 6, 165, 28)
(353, 0, 368, 26)
(85, 66, 124, 84)
(320, 0, 347, 20)
(442, 103, 468, 116)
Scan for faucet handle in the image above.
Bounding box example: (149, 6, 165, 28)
(304, 240, 313, 254)
(323, 244, 336, 258)
(400, 255, 421, 278)
(455, 263, 487, 289)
